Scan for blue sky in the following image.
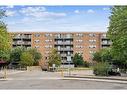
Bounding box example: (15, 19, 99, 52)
(0, 6, 112, 32)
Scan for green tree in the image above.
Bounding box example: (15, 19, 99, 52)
(48, 48, 61, 67)
(73, 53, 84, 67)
(10, 47, 25, 62)
(20, 52, 34, 67)
(27, 48, 42, 65)
(108, 6, 127, 69)
(93, 48, 112, 63)
(0, 9, 11, 62)
(92, 52, 102, 63)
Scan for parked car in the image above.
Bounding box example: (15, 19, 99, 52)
(108, 70, 121, 76)
(108, 65, 121, 76)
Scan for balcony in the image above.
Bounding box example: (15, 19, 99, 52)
(55, 42, 73, 45)
(64, 36, 73, 39)
(64, 48, 73, 51)
(101, 35, 109, 39)
(55, 36, 73, 39)
(61, 54, 73, 57)
(13, 41, 31, 45)
(23, 42, 31, 45)
(101, 41, 112, 45)
(57, 48, 73, 51)
(13, 36, 22, 40)
(22, 35, 31, 39)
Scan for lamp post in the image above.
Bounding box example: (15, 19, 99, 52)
(67, 55, 71, 76)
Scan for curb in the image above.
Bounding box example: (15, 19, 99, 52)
(64, 76, 127, 84)
(64, 75, 127, 81)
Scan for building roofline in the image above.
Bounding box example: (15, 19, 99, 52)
(8, 31, 107, 34)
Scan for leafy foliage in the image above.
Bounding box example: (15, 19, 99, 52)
(48, 48, 61, 67)
(73, 53, 85, 67)
(10, 47, 42, 66)
(0, 9, 11, 62)
(10, 47, 25, 62)
(20, 52, 34, 66)
(93, 48, 112, 63)
(93, 62, 111, 76)
(27, 48, 42, 65)
(108, 6, 127, 66)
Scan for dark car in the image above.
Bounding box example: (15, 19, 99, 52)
(108, 65, 121, 76)
(108, 70, 121, 76)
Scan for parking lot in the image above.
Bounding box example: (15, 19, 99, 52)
(0, 70, 127, 89)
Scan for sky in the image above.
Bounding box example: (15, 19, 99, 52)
(0, 6, 112, 32)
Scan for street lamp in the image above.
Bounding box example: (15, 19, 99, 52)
(67, 55, 71, 76)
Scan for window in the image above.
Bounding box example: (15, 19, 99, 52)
(45, 39, 52, 42)
(89, 50, 96, 54)
(35, 34, 40, 37)
(35, 46, 40, 48)
(89, 39, 96, 43)
(76, 40, 83, 43)
(45, 45, 52, 48)
(35, 40, 40, 43)
(76, 45, 83, 48)
(45, 33, 52, 37)
(89, 33, 96, 37)
(89, 45, 96, 48)
(76, 33, 83, 37)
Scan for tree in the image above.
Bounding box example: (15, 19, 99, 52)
(10, 47, 25, 62)
(93, 48, 112, 63)
(48, 48, 61, 67)
(0, 9, 11, 62)
(73, 53, 84, 67)
(27, 48, 42, 65)
(92, 52, 102, 63)
(108, 6, 127, 69)
(20, 52, 34, 67)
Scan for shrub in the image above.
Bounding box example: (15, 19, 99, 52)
(93, 62, 110, 76)
(82, 61, 90, 67)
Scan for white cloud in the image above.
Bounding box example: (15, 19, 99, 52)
(87, 9, 95, 14)
(5, 10, 16, 16)
(74, 10, 80, 14)
(20, 6, 66, 18)
(6, 5, 14, 9)
(20, 7, 46, 15)
(0, 5, 14, 9)
(103, 7, 110, 11)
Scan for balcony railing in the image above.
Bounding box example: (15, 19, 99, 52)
(57, 48, 73, 51)
(13, 36, 22, 39)
(101, 41, 112, 45)
(55, 36, 73, 39)
(22, 35, 31, 39)
(55, 42, 73, 45)
(61, 54, 73, 57)
(13, 41, 31, 45)
(13, 35, 31, 39)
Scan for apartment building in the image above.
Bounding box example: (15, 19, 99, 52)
(10, 32, 111, 67)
